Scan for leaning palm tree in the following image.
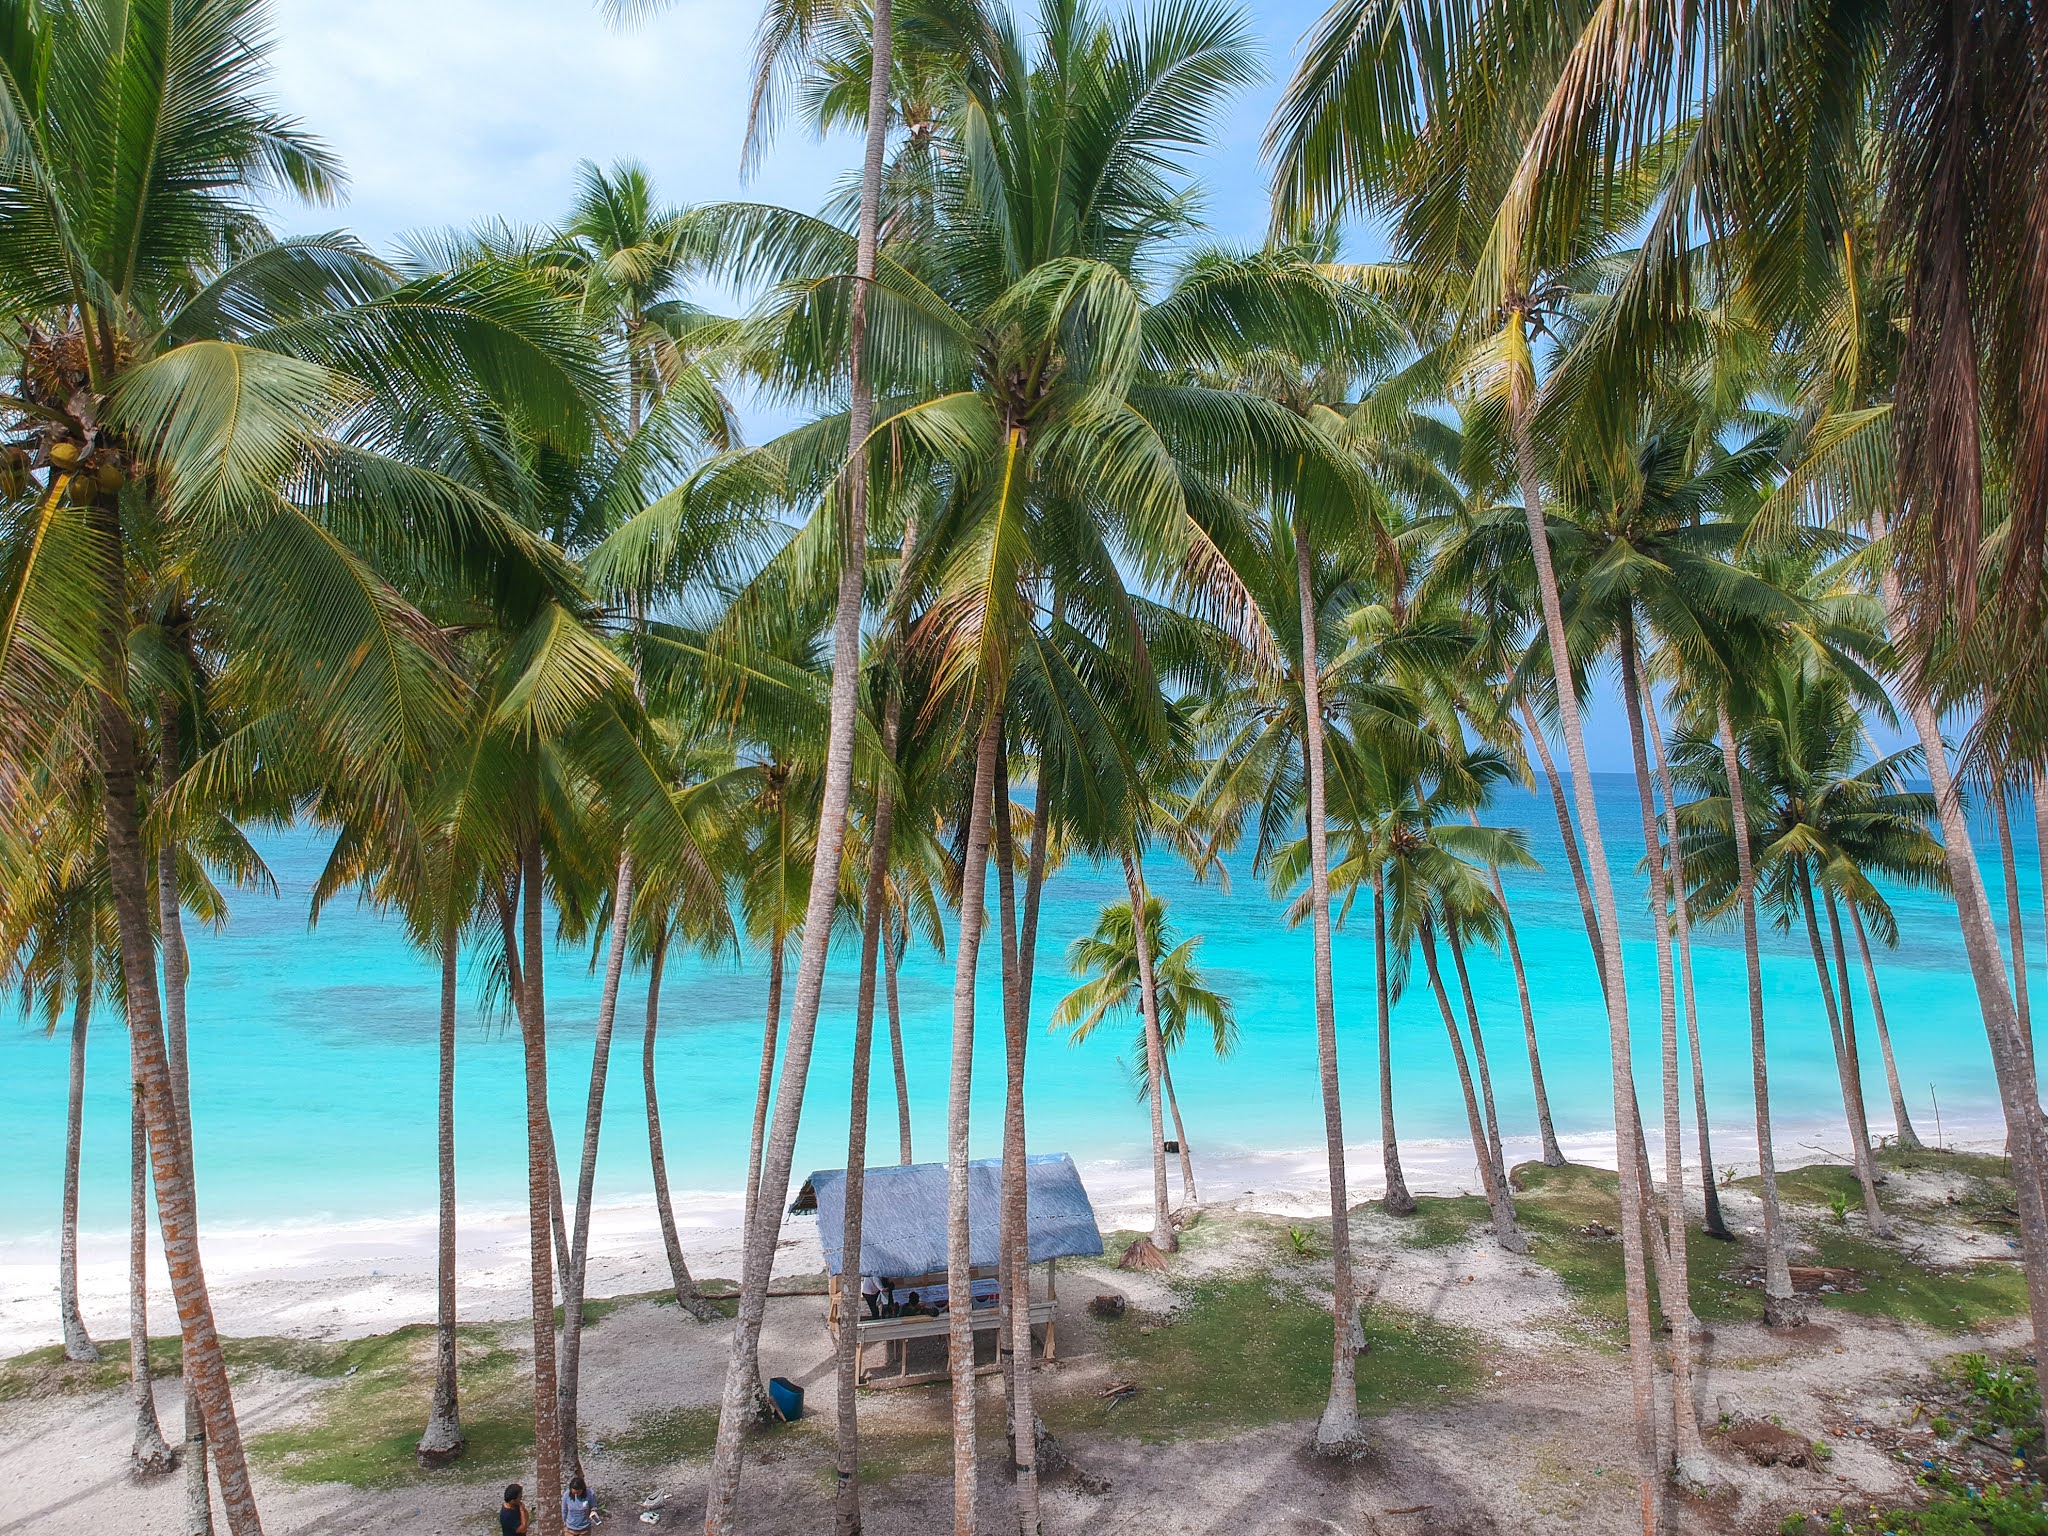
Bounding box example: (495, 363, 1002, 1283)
(594, 0, 902, 1521)
(1270, 17, 1688, 1511)
(1053, 894, 1237, 1204)
(638, 2, 1352, 1508)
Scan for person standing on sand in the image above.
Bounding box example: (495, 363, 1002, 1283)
(500, 1484, 529, 1536)
(563, 1475, 598, 1534)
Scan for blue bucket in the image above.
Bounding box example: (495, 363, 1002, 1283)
(767, 1376, 804, 1422)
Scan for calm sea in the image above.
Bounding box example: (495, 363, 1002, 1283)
(2, 774, 2033, 1241)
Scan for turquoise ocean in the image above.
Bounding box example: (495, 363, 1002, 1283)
(3, 774, 2036, 1244)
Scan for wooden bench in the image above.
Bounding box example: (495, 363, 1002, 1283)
(827, 1261, 1062, 1388)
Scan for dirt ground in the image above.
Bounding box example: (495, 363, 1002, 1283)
(6, 1155, 2033, 1536)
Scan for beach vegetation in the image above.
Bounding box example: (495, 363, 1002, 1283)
(1043, 1273, 1482, 1443)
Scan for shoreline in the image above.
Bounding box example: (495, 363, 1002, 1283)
(1, 1110, 2013, 1357)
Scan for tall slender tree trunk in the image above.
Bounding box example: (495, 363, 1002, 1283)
(93, 582, 260, 1531)
(1518, 696, 1610, 996)
(1641, 687, 1730, 1239)
(643, 928, 719, 1322)
(1471, 831, 1566, 1165)
(1617, 629, 1707, 1477)
(1420, 927, 1524, 1250)
(2036, 775, 2048, 1053)
(60, 988, 99, 1362)
(1794, 862, 1891, 1236)
(1294, 516, 1362, 1450)
(1716, 702, 1799, 1320)
(1871, 527, 2048, 1449)
(559, 856, 636, 1477)
(418, 926, 464, 1466)
(130, 1069, 174, 1474)
(1373, 874, 1415, 1214)
(1445, 928, 1511, 1195)
(704, 2, 894, 1522)
(1823, 887, 1888, 1179)
(946, 712, 1002, 1536)
(886, 926, 913, 1164)
(158, 716, 216, 1536)
(1995, 787, 2034, 1036)
(744, 943, 785, 1248)
(834, 689, 905, 1536)
(515, 839, 563, 1536)
(1121, 851, 1176, 1253)
(992, 757, 1041, 1536)
(1162, 1058, 1198, 1204)
(1507, 360, 1659, 1526)
(1849, 904, 1922, 1149)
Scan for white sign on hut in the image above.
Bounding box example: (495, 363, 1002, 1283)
(803, 1154, 1106, 1388)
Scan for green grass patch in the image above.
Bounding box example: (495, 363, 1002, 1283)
(1808, 1232, 2032, 1332)
(1501, 1162, 2029, 1339)
(608, 1405, 721, 1465)
(1393, 1192, 1494, 1250)
(1045, 1273, 1481, 1441)
(1787, 1486, 2048, 1534)
(246, 1324, 532, 1488)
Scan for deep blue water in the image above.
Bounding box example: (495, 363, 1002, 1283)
(2, 774, 2034, 1240)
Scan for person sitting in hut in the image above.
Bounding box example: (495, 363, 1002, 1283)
(900, 1290, 935, 1317)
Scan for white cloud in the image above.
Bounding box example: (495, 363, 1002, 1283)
(264, 0, 855, 246)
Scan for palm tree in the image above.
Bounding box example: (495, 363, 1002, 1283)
(1053, 894, 1237, 1202)
(0, 12, 605, 1531)
(1318, 748, 1536, 1252)
(0, 789, 106, 1364)
(662, 2, 1343, 1504)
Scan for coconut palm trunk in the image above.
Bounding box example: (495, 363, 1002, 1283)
(559, 855, 637, 1477)
(833, 692, 904, 1536)
(1507, 358, 1660, 1521)
(157, 712, 219, 1536)
(1161, 1058, 1198, 1204)
(1121, 850, 1177, 1253)
(60, 988, 99, 1362)
(743, 943, 785, 1249)
(1994, 787, 2034, 1035)
(1372, 873, 1415, 1214)
(418, 927, 464, 1466)
(946, 711, 1002, 1536)
(1870, 530, 2048, 1448)
(513, 840, 564, 1535)
(1793, 861, 1891, 1235)
(1848, 903, 1922, 1149)
(703, 1, 894, 1521)
(1444, 928, 1511, 1194)
(1823, 887, 1888, 1173)
(1616, 629, 1707, 1475)
(1293, 517, 1363, 1449)
(1470, 828, 1566, 1166)
(643, 926, 719, 1321)
(95, 621, 260, 1532)
(130, 1072, 174, 1474)
(1419, 926, 1524, 1250)
(887, 925, 913, 1164)
(1642, 688, 1731, 1239)
(1716, 701, 1800, 1319)
(992, 762, 1042, 1535)
(1518, 697, 1610, 995)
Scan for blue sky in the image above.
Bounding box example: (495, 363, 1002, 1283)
(257, 0, 1733, 772)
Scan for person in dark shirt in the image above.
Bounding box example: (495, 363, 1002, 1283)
(499, 1484, 529, 1535)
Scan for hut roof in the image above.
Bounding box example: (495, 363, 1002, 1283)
(805, 1154, 1105, 1279)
